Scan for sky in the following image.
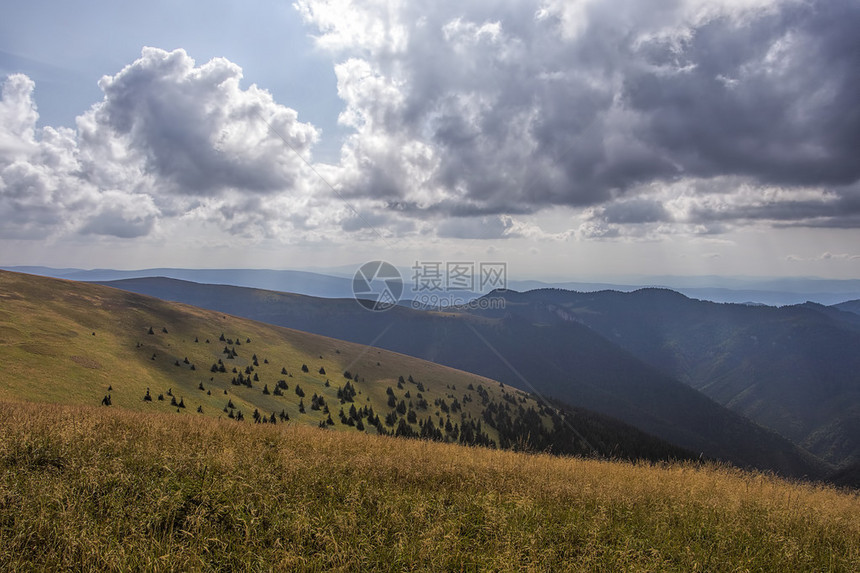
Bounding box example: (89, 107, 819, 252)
(1, 0, 859, 281)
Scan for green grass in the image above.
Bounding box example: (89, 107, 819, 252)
(1, 401, 857, 571)
(0, 270, 542, 444)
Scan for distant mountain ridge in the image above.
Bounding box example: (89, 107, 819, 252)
(92, 276, 830, 479)
(5, 266, 860, 306)
(834, 299, 860, 316)
(472, 288, 860, 467)
(2, 266, 357, 299)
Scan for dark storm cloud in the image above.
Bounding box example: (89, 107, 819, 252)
(684, 183, 860, 227)
(625, 0, 860, 187)
(597, 198, 672, 224)
(301, 0, 860, 229)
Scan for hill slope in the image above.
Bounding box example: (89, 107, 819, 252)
(3, 266, 356, 298)
(2, 401, 858, 571)
(0, 270, 691, 461)
(834, 299, 860, 315)
(92, 276, 828, 479)
(476, 288, 860, 467)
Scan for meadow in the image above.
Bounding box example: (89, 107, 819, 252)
(1, 401, 857, 572)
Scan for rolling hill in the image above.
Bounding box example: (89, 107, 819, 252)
(91, 276, 830, 479)
(0, 270, 691, 462)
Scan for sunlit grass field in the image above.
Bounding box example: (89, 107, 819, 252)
(0, 270, 544, 444)
(1, 401, 857, 572)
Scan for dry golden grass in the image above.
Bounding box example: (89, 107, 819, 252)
(1, 401, 857, 572)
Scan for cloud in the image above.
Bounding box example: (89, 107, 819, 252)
(624, 1, 860, 187)
(594, 198, 672, 225)
(0, 75, 93, 239)
(786, 252, 860, 263)
(4, 1, 860, 249)
(88, 47, 319, 196)
(78, 191, 159, 238)
(296, 0, 860, 231)
(0, 49, 328, 241)
(436, 216, 515, 240)
(0, 74, 38, 158)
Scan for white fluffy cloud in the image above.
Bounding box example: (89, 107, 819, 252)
(88, 47, 319, 196)
(0, 48, 329, 241)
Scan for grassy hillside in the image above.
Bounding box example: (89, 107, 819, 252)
(0, 270, 688, 461)
(1, 401, 858, 571)
(95, 276, 828, 479)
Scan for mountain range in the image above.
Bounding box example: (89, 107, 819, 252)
(472, 288, 860, 468)
(0, 270, 693, 463)
(89, 275, 843, 479)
